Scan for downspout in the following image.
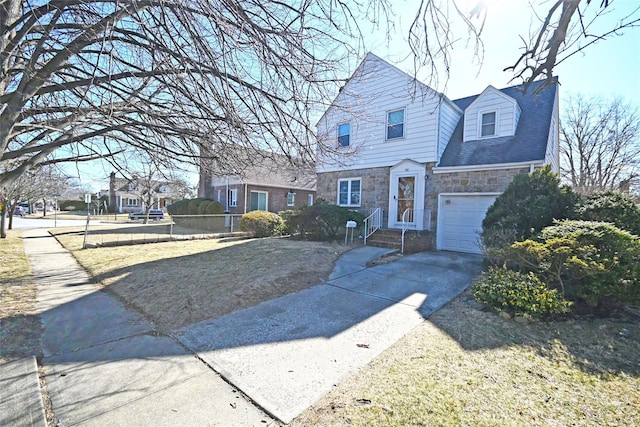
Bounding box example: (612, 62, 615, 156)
(225, 177, 229, 212)
(244, 183, 248, 214)
(529, 163, 535, 173)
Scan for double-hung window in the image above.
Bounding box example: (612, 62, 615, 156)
(228, 188, 238, 207)
(480, 111, 497, 137)
(338, 178, 361, 207)
(338, 123, 350, 147)
(386, 108, 405, 140)
(287, 192, 295, 206)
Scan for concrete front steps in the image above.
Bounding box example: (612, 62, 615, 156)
(365, 228, 434, 253)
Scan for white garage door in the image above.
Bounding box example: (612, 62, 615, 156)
(438, 194, 498, 254)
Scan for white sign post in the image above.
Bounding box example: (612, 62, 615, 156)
(344, 220, 358, 245)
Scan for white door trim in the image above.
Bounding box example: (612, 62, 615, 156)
(388, 160, 426, 230)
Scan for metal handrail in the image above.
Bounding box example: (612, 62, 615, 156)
(363, 207, 382, 245)
(401, 208, 412, 254)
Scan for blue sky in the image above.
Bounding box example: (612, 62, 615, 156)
(67, 0, 640, 191)
(364, 0, 640, 103)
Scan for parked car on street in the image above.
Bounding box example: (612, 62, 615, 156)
(129, 209, 164, 220)
(14, 206, 25, 216)
(18, 202, 30, 214)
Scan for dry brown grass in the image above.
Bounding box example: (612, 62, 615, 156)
(292, 293, 640, 426)
(54, 234, 351, 331)
(0, 230, 41, 363)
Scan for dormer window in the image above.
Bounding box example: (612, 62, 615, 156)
(338, 123, 350, 147)
(480, 111, 497, 137)
(387, 108, 405, 140)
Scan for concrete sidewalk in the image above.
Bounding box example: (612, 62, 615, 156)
(20, 229, 274, 426)
(4, 229, 482, 426)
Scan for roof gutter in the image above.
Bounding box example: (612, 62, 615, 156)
(433, 160, 545, 174)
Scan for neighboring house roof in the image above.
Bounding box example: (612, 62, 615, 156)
(206, 148, 316, 191)
(239, 155, 316, 190)
(111, 177, 182, 198)
(439, 77, 558, 167)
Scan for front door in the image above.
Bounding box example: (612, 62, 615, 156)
(388, 160, 426, 230)
(396, 176, 415, 222)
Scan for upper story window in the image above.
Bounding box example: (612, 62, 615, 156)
(338, 123, 350, 147)
(480, 111, 497, 137)
(338, 178, 361, 207)
(387, 108, 405, 140)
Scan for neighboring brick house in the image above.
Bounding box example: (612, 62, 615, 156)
(199, 151, 316, 215)
(316, 53, 559, 254)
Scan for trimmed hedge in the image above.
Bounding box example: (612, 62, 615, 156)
(240, 210, 285, 238)
(167, 198, 223, 215)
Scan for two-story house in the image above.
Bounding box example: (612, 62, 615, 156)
(316, 53, 559, 254)
(106, 172, 184, 213)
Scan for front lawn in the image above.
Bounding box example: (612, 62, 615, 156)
(292, 294, 639, 426)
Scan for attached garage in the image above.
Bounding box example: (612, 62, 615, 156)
(437, 193, 499, 254)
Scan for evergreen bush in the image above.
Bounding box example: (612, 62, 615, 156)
(472, 266, 571, 319)
(481, 166, 576, 249)
(506, 220, 640, 309)
(575, 190, 640, 236)
(283, 202, 364, 241)
(240, 210, 285, 238)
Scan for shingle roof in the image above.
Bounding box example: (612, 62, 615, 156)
(206, 147, 316, 190)
(438, 77, 558, 167)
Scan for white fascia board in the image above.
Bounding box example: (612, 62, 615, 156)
(242, 182, 316, 192)
(433, 160, 544, 174)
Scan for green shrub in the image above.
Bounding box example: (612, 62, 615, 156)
(575, 190, 640, 236)
(278, 209, 300, 235)
(196, 200, 224, 215)
(283, 202, 365, 241)
(240, 210, 285, 238)
(506, 220, 640, 309)
(482, 166, 576, 249)
(167, 199, 187, 215)
(472, 266, 571, 318)
(59, 200, 86, 211)
(167, 198, 221, 215)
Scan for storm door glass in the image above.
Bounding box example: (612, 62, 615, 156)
(397, 176, 415, 221)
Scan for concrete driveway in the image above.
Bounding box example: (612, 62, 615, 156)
(8, 231, 482, 426)
(175, 247, 483, 423)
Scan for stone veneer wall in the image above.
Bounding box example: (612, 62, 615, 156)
(426, 165, 532, 229)
(317, 166, 391, 224)
(318, 164, 532, 247)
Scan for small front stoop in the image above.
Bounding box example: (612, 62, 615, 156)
(366, 228, 434, 253)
